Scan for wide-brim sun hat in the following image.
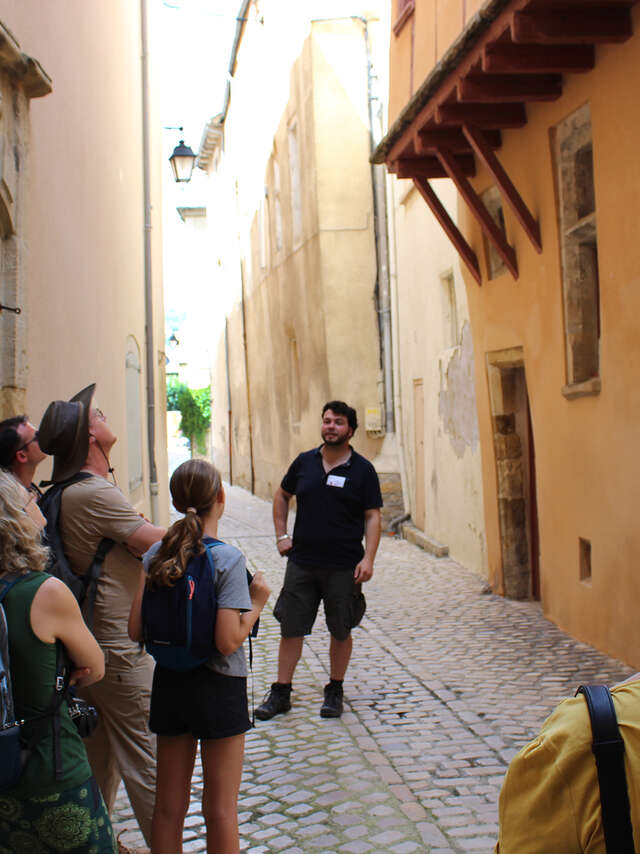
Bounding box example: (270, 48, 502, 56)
(38, 383, 96, 483)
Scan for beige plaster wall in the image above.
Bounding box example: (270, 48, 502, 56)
(392, 176, 487, 575)
(209, 11, 389, 504)
(0, 0, 168, 521)
(456, 17, 640, 666)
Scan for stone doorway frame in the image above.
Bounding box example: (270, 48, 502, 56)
(486, 347, 539, 599)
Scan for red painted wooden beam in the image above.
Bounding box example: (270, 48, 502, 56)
(512, 8, 632, 44)
(436, 102, 527, 128)
(397, 154, 476, 179)
(415, 128, 502, 154)
(436, 146, 518, 279)
(482, 43, 595, 74)
(458, 73, 562, 103)
(412, 177, 482, 285)
(463, 123, 542, 253)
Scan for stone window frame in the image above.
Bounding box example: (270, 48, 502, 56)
(552, 103, 601, 400)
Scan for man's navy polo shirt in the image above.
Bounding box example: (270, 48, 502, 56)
(281, 446, 383, 570)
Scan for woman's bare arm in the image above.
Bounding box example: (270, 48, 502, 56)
(30, 576, 104, 687)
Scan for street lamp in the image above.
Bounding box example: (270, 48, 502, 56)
(169, 139, 196, 183)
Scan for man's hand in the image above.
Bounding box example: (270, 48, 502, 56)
(354, 557, 374, 583)
(277, 536, 292, 557)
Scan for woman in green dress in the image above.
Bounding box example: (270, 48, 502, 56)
(0, 470, 117, 853)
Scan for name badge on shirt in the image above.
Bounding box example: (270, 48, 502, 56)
(327, 474, 346, 488)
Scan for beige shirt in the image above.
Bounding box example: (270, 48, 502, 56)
(60, 475, 145, 653)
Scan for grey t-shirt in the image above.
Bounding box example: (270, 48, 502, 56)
(143, 538, 253, 677)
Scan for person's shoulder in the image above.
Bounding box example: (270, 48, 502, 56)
(351, 450, 378, 475)
(297, 448, 319, 463)
(207, 540, 244, 565)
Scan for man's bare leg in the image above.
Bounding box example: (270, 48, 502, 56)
(329, 634, 352, 681)
(277, 636, 304, 683)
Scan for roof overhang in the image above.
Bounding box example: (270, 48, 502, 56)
(373, 0, 638, 284)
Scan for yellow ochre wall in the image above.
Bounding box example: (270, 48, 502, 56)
(389, 0, 640, 666)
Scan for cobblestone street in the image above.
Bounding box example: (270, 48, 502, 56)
(114, 484, 633, 852)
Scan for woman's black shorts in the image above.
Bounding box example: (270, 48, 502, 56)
(149, 665, 251, 739)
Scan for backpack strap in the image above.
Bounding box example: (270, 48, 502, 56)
(82, 537, 114, 629)
(576, 685, 636, 854)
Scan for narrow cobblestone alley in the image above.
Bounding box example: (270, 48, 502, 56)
(114, 484, 633, 853)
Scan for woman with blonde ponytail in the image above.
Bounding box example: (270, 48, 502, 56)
(128, 460, 270, 854)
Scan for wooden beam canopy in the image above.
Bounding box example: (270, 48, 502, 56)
(436, 147, 519, 279)
(375, 0, 638, 285)
(413, 177, 482, 285)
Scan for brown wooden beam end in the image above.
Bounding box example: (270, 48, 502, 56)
(436, 146, 518, 279)
(396, 154, 476, 179)
(458, 74, 562, 103)
(413, 177, 482, 285)
(512, 9, 632, 44)
(463, 124, 542, 253)
(436, 102, 527, 129)
(415, 128, 502, 154)
(482, 43, 595, 74)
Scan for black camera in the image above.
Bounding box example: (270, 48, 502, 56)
(67, 695, 99, 739)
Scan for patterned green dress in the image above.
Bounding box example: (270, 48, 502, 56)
(0, 572, 116, 853)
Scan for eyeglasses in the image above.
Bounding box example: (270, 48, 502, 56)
(17, 431, 39, 453)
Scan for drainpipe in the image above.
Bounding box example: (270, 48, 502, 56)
(225, 317, 233, 484)
(239, 261, 255, 494)
(140, 0, 160, 523)
(360, 17, 394, 433)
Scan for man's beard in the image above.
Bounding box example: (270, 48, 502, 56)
(322, 432, 347, 446)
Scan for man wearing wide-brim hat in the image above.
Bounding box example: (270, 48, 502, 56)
(39, 384, 165, 849)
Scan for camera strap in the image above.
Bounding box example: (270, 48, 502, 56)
(576, 685, 635, 854)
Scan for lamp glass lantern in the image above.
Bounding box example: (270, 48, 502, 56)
(169, 140, 196, 183)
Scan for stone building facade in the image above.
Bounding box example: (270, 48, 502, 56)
(201, 1, 403, 526)
(0, 1, 168, 521)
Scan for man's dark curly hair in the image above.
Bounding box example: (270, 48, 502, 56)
(322, 401, 358, 433)
(0, 415, 27, 469)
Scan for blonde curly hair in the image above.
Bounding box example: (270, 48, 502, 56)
(0, 470, 49, 576)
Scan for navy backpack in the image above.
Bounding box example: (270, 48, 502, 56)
(142, 540, 222, 671)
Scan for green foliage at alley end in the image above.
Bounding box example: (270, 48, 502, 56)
(167, 378, 211, 456)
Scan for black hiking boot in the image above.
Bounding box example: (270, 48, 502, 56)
(255, 682, 292, 721)
(320, 681, 344, 718)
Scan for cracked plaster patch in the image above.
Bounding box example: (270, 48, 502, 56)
(438, 321, 479, 458)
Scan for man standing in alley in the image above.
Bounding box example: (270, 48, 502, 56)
(38, 384, 165, 849)
(256, 400, 382, 720)
(0, 414, 47, 529)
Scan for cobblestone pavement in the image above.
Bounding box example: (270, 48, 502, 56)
(113, 484, 633, 852)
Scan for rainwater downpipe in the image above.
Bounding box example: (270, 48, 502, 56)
(239, 261, 255, 494)
(360, 16, 395, 433)
(225, 317, 233, 484)
(140, 0, 160, 523)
